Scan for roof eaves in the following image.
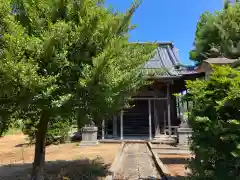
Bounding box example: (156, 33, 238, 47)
(204, 57, 237, 64)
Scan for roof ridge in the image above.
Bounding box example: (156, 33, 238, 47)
(129, 41, 174, 47)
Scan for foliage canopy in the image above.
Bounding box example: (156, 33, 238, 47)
(0, 0, 156, 179)
(185, 66, 240, 180)
(190, 1, 240, 64)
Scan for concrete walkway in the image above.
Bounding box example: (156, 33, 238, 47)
(119, 143, 161, 180)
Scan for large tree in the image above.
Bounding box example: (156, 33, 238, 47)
(0, 0, 156, 179)
(190, 0, 240, 64)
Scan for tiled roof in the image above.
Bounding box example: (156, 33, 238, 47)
(143, 42, 197, 77)
(196, 57, 239, 73)
(204, 57, 237, 64)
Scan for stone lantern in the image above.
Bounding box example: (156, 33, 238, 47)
(80, 121, 99, 146)
(177, 113, 193, 147)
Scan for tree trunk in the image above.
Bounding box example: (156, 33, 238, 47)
(31, 112, 49, 180)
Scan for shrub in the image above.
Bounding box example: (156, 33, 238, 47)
(0, 118, 12, 136)
(0, 116, 23, 136)
(185, 66, 240, 180)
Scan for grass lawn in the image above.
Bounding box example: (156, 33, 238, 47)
(159, 154, 193, 179)
(0, 134, 120, 180)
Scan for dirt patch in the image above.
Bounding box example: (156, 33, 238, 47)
(0, 134, 121, 179)
(159, 154, 193, 178)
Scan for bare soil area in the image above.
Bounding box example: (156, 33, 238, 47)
(159, 154, 193, 179)
(0, 134, 120, 180)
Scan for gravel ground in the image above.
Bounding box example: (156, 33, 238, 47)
(0, 134, 120, 180)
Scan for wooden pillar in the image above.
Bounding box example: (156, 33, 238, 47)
(148, 99, 152, 140)
(167, 83, 172, 136)
(181, 91, 184, 114)
(102, 120, 105, 140)
(120, 111, 123, 140)
(154, 100, 160, 137)
(113, 116, 117, 138)
(186, 89, 190, 120)
(177, 96, 181, 118)
(163, 110, 166, 134)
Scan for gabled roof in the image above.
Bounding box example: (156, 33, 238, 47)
(143, 42, 197, 77)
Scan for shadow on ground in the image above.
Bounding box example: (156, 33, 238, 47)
(114, 176, 184, 180)
(0, 158, 110, 180)
(15, 143, 31, 147)
(160, 157, 189, 165)
(139, 177, 161, 180)
(163, 176, 185, 180)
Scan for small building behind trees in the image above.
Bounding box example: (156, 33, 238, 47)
(196, 57, 239, 76)
(99, 42, 204, 143)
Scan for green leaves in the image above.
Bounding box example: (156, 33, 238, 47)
(231, 144, 240, 157)
(186, 66, 240, 179)
(77, 40, 156, 122)
(0, 0, 155, 138)
(190, 1, 240, 63)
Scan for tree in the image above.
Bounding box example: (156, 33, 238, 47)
(190, 1, 240, 64)
(185, 66, 240, 180)
(77, 42, 155, 127)
(0, 0, 156, 179)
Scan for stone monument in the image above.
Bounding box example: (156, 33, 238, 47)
(177, 113, 193, 146)
(80, 121, 99, 146)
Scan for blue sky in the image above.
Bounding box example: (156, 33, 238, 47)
(106, 0, 223, 65)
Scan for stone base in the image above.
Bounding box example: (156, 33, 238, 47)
(152, 135, 177, 145)
(177, 127, 193, 146)
(79, 140, 99, 146)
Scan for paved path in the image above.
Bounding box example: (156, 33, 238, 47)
(119, 143, 161, 180)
